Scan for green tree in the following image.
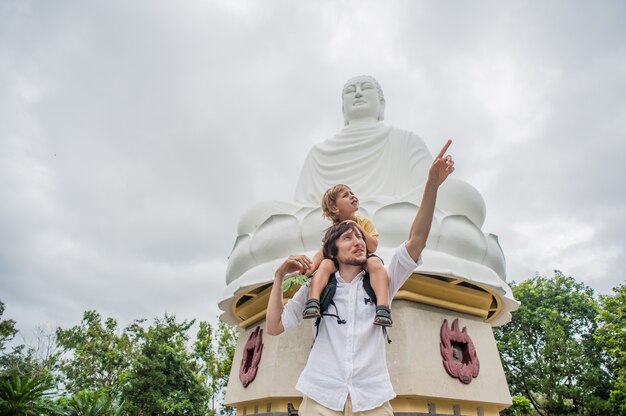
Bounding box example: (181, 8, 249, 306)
(56, 311, 141, 397)
(58, 389, 123, 416)
(494, 271, 611, 416)
(0, 372, 56, 415)
(194, 321, 238, 416)
(0, 301, 19, 378)
(121, 315, 210, 415)
(1, 302, 58, 384)
(0, 302, 17, 356)
(1, 343, 59, 386)
(500, 396, 533, 416)
(5, 306, 238, 414)
(596, 284, 626, 414)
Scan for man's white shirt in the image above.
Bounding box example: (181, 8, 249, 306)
(281, 243, 421, 412)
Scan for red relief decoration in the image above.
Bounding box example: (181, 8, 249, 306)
(239, 326, 264, 388)
(440, 318, 480, 384)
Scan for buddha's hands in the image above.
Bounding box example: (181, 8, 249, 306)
(428, 139, 455, 187)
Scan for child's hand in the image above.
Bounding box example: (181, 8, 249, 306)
(342, 219, 367, 235)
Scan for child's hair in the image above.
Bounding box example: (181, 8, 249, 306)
(321, 184, 351, 223)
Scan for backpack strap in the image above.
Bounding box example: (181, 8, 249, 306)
(362, 272, 377, 305)
(319, 273, 338, 314)
(314, 273, 346, 340)
(363, 272, 391, 344)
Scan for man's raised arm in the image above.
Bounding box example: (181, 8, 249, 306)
(405, 140, 455, 261)
(266, 254, 312, 336)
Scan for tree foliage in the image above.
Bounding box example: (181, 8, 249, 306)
(596, 284, 626, 414)
(53, 311, 238, 415)
(500, 396, 533, 416)
(1, 301, 59, 386)
(1, 299, 239, 416)
(58, 389, 123, 416)
(194, 321, 238, 416)
(495, 271, 612, 416)
(121, 315, 211, 415)
(56, 310, 141, 397)
(0, 302, 17, 355)
(0, 372, 56, 416)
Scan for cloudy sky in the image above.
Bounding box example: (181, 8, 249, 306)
(1, 0, 625, 340)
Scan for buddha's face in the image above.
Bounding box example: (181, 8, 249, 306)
(342, 76, 384, 125)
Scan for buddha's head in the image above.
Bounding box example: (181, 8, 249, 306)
(342, 75, 386, 126)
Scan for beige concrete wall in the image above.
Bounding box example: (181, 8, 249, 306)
(225, 300, 511, 408)
(388, 300, 511, 406)
(225, 322, 313, 405)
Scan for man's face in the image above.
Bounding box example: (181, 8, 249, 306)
(342, 76, 381, 123)
(334, 227, 367, 266)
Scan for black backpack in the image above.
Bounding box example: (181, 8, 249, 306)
(314, 272, 391, 343)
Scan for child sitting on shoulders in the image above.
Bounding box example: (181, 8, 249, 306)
(303, 184, 392, 327)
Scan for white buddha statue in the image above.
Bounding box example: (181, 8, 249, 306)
(222, 75, 517, 326)
(295, 76, 432, 206)
(220, 76, 519, 413)
(295, 75, 487, 226)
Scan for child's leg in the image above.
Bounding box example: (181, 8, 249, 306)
(303, 259, 337, 319)
(306, 248, 324, 276)
(365, 256, 389, 306)
(365, 256, 392, 327)
(308, 259, 336, 300)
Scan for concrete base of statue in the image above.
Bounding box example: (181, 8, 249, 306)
(225, 299, 511, 416)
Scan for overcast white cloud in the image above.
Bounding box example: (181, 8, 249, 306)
(1, 0, 625, 339)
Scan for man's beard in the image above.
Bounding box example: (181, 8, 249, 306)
(338, 255, 366, 266)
